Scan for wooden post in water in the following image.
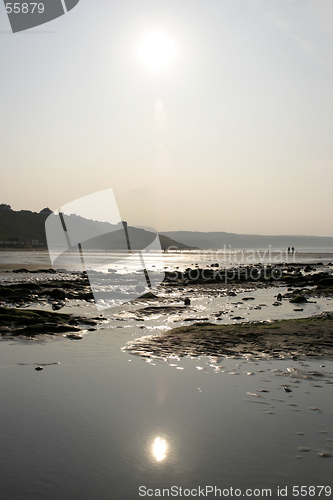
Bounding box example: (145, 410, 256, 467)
(122, 220, 151, 289)
(122, 221, 131, 254)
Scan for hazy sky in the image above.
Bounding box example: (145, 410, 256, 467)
(1, 0, 333, 236)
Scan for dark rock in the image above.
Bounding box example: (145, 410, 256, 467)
(66, 333, 83, 340)
(52, 302, 65, 311)
(35, 366, 43, 371)
(0, 287, 30, 300)
(317, 278, 333, 287)
(49, 288, 66, 300)
(0, 306, 100, 338)
(31, 269, 56, 274)
(312, 272, 330, 282)
(184, 298, 191, 306)
(78, 291, 94, 300)
(136, 291, 158, 300)
(290, 296, 307, 303)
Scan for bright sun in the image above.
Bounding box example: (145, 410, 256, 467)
(139, 32, 176, 70)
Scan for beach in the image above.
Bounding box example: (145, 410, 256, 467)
(0, 250, 332, 499)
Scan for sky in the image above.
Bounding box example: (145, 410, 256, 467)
(1, 0, 333, 236)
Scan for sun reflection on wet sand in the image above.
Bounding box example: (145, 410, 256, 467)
(152, 437, 167, 461)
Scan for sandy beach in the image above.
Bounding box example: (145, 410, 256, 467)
(1, 253, 333, 361)
(1, 251, 333, 498)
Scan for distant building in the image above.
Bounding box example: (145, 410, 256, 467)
(0, 204, 12, 211)
(39, 207, 53, 215)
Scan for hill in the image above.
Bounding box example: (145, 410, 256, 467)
(0, 208, 193, 251)
(160, 230, 333, 250)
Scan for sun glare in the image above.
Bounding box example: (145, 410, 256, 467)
(139, 32, 176, 70)
(152, 437, 167, 461)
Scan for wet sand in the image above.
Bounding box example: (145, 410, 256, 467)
(125, 313, 333, 360)
(2, 259, 333, 361)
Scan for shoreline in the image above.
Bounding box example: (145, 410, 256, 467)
(125, 313, 333, 360)
(1, 259, 333, 361)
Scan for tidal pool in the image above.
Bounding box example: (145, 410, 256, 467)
(0, 326, 332, 500)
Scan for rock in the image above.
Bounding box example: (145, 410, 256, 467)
(78, 291, 94, 300)
(317, 278, 333, 287)
(0, 306, 99, 338)
(49, 288, 66, 300)
(184, 298, 191, 306)
(290, 296, 307, 303)
(31, 269, 56, 274)
(136, 291, 158, 300)
(318, 451, 332, 458)
(284, 386, 292, 392)
(277, 293, 282, 301)
(52, 302, 65, 311)
(35, 366, 43, 371)
(0, 287, 30, 300)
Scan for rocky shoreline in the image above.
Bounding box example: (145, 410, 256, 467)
(0, 306, 100, 338)
(0, 262, 333, 309)
(1, 263, 333, 348)
(0, 271, 94, 309)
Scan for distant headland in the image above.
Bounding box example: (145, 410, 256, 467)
(1, 204, 332, 250)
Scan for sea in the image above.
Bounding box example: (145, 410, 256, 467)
(0, 249, 332, 499)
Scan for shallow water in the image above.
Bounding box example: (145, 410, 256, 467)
(1, 248, 333, 273)
(1, 252, 333, 499)
(6, 281, 333, 327)
(0, 329, 332, 500)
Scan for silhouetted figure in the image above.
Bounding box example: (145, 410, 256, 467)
(287, 247, 290, 254)
(292, 247, 295, 254)
(277, 293, 282, 301)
